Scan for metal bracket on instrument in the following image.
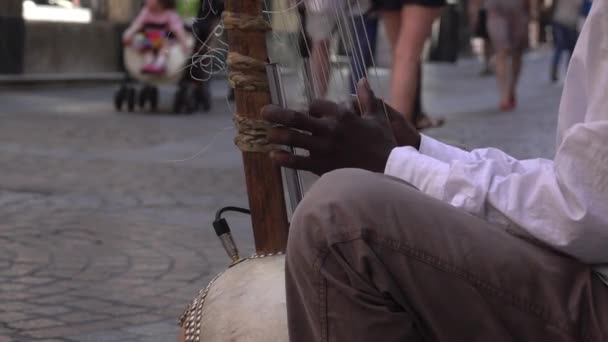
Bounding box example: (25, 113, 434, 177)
(266, 63, 304, 216)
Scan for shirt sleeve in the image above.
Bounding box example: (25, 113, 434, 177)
(385, 125, 608, 264)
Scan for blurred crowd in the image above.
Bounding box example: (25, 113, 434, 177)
(469, 0, 592, 111)
(113, 0, 592, 117)
(300, 0, 593, 128)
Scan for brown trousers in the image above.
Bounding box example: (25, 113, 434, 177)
(285, 169, 608, 342)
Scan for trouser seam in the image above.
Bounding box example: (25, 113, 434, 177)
(312, 247, 331, 342)
(323, 230, 587, 341)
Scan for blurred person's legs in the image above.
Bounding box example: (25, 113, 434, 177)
(306, 10, 336, 98)
(551, 22, 579, 82)
(286, 169, 608, 342)
(551, 22, 567, 82)
(382, 5, 442, 127)
(487, 10, 510, 109)
(510, 48, 523, 104)
(481, 37, 494, 76)
(311, 39, 332, 98)
(487, 9, 528, 111)
(507, 11, 528, 108)
(193, 1, 233, 101)
(349, 15, 378, 94)
(190, 12, 221, 108)
(473, 7, 494, 76)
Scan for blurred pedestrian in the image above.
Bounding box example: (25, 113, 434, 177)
(349, 13, 379, 94)
(303, 0, 340, 99)
(550, 0, 582, 83)
(579, 0, 592, 29)
(189, 0, 235, 102)
(374, 0, 445, 128)
(470, 0, 494, 76)
(486, 0, 535, 111)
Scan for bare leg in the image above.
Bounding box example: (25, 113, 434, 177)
(382, 11, 401, 49)
(494, 49, 511, 110)
(510, 48, 523, 104)
(310, 39, 332, 99)
(481, 37, 493, 75)
(383, 6, 439, 122)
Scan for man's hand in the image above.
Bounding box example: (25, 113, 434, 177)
(262, 79, 420, 175)
(351, 81, 421, 149)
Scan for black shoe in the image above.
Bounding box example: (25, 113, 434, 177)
(551, 67, 558, 83)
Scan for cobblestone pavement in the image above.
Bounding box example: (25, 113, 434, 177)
(0, 51, 562, 341)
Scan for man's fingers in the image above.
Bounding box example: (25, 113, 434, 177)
(269, 150, 323, 175)
(356, 78, 374, 114)
(351, 94, 363, 117)
(355, 78, 385, 118)
(262, 105, 329, 135)
(309, 100, 344, 119)
(267, 127, 330, 152)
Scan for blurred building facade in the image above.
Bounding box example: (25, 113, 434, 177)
(0, 0, 500, 77)
(0, 0, 141, 75)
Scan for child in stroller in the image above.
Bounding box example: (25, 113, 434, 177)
(115, 0, 228, 114)
(115, 0, 199, 113)
(123, 0, 189, 75)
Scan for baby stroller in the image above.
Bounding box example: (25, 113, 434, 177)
(114, 9, 210, 114)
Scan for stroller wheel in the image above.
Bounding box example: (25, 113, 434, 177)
(198, 82, 211, 112)
(174, 82, 195, 115)
(127, 88, 136, 112)
(184, 85, 197, 115)
(114, 86, 127, 111)
(173, 88, 185, 114)
(150, 87, 159, 112)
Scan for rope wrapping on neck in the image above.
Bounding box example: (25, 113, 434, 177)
(223, 10, 273, 152)
(233, 114, 277, 153)
(226, 52, 268, 92)
(222, 11, 271, 31)
(225, 47, 271, 152)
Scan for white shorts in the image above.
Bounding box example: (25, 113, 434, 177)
(306, 10, 337, 42)
(304, 0, 372, 42)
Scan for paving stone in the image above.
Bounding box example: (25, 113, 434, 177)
(28, 295, 77, 305)
(67, 299, 117, 311)
(7, 318, 64, 330)
(14, 277, 56, 286)
(57, 311, 110, 324)
(0, 283, 31, 292)
(0, 301, 41, 313)
(0, 336, 14, 342)
(124, 321, 178, 336)
(135, 333, 177, 342)
(67, 330, 141, 342)
(0, 312, 31, 324)
(88, 305, 147, 316)
(27, 285, 73, 296)
(24, 319, 127, 339)
(117, 313, 167, 326)
(20, 305, 72, 316)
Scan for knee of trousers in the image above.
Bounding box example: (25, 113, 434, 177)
(287, 168, 421, 257)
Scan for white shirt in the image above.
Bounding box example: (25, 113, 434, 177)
(384, 0, 608, 285)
